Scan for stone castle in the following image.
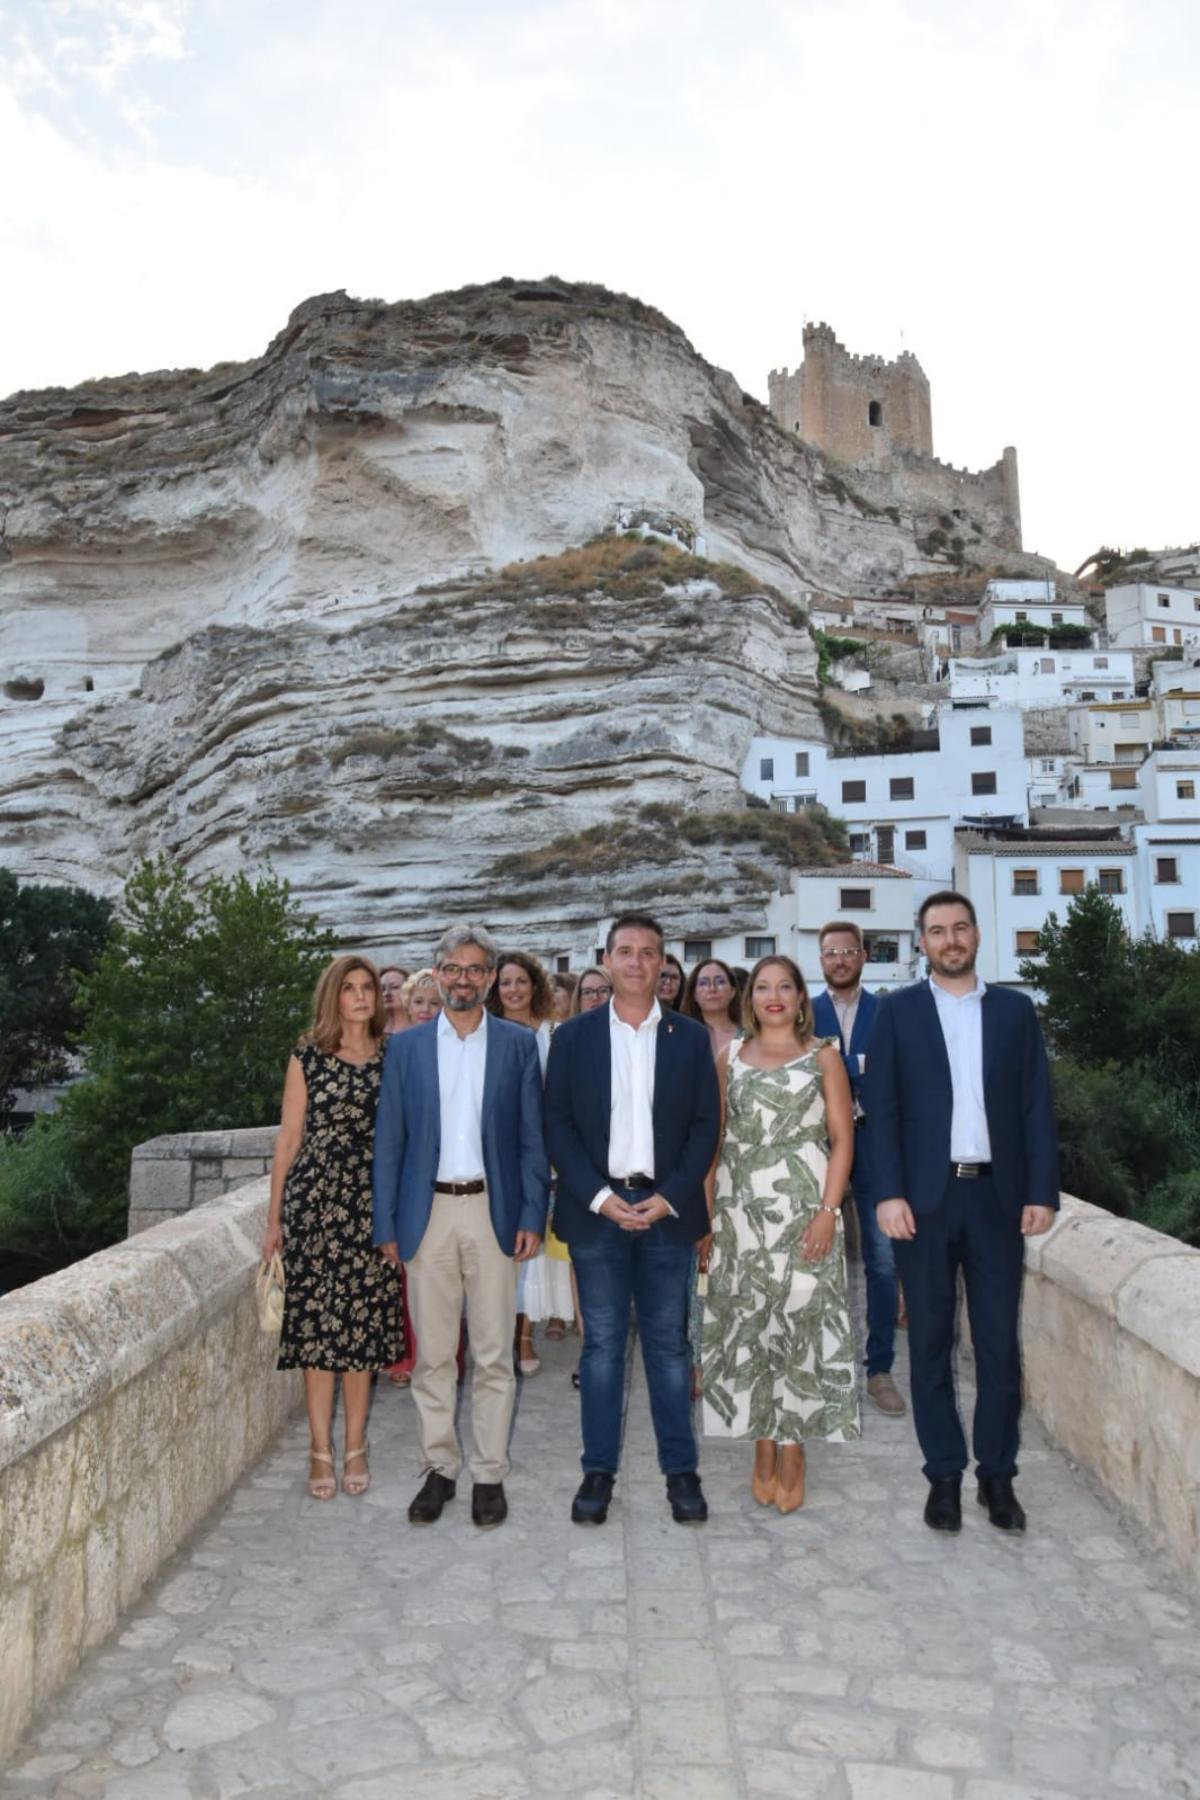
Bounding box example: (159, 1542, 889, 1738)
(769, 322, 1023, 553)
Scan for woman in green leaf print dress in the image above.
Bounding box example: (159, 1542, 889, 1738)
(701, 954, 859, 1512)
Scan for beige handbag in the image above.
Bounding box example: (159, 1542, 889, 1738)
(256, 1252, 286, 1333)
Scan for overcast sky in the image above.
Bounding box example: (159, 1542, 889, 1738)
(2, 0, 1196, 571)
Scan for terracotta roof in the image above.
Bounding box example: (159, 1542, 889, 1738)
(957, 835, 1136, 857)
(797, 862, 913, 879)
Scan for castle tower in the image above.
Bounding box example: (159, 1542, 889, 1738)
(769, 322, 933, 466)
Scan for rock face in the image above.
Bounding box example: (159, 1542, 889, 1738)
(0, 279, 1052, 954)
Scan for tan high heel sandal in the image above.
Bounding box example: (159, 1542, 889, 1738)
(342, 1442, 370, 1497)
(308, 1446, 336, 1501)
(751, 1446, 778, 1506)
(775, 1446, 806, 1514)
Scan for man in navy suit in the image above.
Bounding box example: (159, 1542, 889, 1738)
(546, 913, 720, 1526)
(810, 919, 906, 1420)
(863, 891, 1058, 1533)
(374, 923, 550, 1529)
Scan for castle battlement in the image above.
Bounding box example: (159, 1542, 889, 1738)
(801, 321, 928, 382)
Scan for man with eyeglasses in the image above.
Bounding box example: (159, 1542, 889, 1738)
(373, 922, 550, 1529)
(811, 920, 906, 1420)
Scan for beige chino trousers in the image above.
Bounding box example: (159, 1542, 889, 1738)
(406, 1188, 517, 1484)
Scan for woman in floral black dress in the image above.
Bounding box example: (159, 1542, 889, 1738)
(262, 955, 402, 1499)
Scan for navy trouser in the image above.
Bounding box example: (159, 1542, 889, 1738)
(854, 1181, 898, 1376)
(570, 1219, 696, 1478)
(893, 1173, 1025, 1480)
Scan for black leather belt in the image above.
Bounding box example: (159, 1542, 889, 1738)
(951, 1162, 992, 1180)
(610, 1172, 655, 1190)
(434, 1178, 486, 1195)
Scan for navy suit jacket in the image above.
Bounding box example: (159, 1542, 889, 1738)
(811, 986, 879, 1191)
(371, 1015, 551, 1261)
(860, 980, 1059, 1219)
(544, 1003, 720, 1246)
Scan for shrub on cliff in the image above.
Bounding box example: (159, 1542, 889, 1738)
(0, 858, 333, 1275)
(0, 869, 113, 1124)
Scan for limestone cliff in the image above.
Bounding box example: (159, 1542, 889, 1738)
(0, 279, 1048, 954)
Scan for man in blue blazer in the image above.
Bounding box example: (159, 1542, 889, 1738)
(545, 913, 720, 1527)
(811, 919, 905, 1420)
(374, 923, 550, 1530)
(862, 891, 1058, 1534)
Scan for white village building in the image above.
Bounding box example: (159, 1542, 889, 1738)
(1104, 583, 1200, 651)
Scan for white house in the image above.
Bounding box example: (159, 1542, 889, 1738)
(1130, 750, 1200, 947)
(1104, 583, 1200, 651)
(1161, 689, 1200, 743)
(954, 830, 1139, 988)
(742, 708, 1028, 894)
(1153, 655, 1200, 697)
(948, 646, 1135, 710)
(978, 578, 1090, 646)
(1068, 700, 1158, 765)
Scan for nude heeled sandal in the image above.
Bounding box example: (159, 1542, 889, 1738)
(308, 1447, 336, 1501)
(342, 1442, 370, 1497)
(775, 1446, 806, 1514)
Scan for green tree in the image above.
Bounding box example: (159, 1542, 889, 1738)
(0, 858, 334, 1270)
(1019, 884, 1137, 1065)
(0, 870, 113, 1122)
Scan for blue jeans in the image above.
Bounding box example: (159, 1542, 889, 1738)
(854, 1182, 898, 1377)
(570, 1224, 697, 1477)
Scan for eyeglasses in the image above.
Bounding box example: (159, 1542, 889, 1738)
(820, 948, 860, 960)
(439, 962, 490, 980)
(580, 985, 611, 999)
(695, 976, 730, 990)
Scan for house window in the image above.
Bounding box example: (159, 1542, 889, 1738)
(889, 777, 914, 800)
(1040, 758, 1055, 773)
(1039, 658, 1055, 674)
(1120, 711, 1140, 727)
(1015, 930, 1040, 954)
(1051, 613, 1063, 625)
(868, 400, 883, 427)
(904, 829, 927, 850)
(1012, 869, 1039, 896)
(839, 887, 872, 911)
(794, 751, 810, 777)
(683, 938, 712, 962)
(1156, 857, 1179, 883)
(842, 779, 866, 803)
(1157, 594, 1171, 608)
(1110, 769, 1137, 789)
(745, 936, 776, 959)
(1178, 781, 1196, 800)
(848, 831, 871, 852)
(1015, 611, 1027, 622)
(1059, 869, 1085, 894)
(1098, 868, 1125, 895)
(759, 756, 774, 781)
(862, 932, 898, 963)
(970, 725, 992, 746)
(1094, 656, 1108, 669)
(1166, 912, 1196, 939)
(1194, 598, 1200, 613)
(1174, 629, 1183, 645)
(971, 771, 997, 795)
(1152, 627, 1166, 643)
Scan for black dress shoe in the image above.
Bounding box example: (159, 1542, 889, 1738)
(471, 1482, 508, 1528)
(666, 1470, 708, 1524)
(924, 1474, 963, 1532)
(977, 1475, 1026, 1532)
(571, 1471, 615, 1525)
(408, 1471, 456, 1524)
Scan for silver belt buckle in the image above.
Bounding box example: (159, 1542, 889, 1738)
(955, 1161, 979, 1179)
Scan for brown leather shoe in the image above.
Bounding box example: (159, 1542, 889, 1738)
(867, 1372, 907, 1417)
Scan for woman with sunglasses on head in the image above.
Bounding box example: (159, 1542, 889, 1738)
(701, 955, 859, 1513)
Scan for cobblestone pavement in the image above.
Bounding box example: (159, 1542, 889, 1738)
(4, 1304, 1200, 1800)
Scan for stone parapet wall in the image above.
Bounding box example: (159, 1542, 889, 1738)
(1021, 1194, 1200, 1585)
(0, 1178, 300, 1758)
(128, 1127, 279, 1235)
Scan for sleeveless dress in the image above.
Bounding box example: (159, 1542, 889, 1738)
(277, 1044, 403, 1372)
(701, 1038, 860, 1444)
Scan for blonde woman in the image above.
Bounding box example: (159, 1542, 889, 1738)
(262, 955, 402, 1499)
(570, 966, 612, 1015)
(701, 955, 859, 1513)
(401, 967, 442, 1025)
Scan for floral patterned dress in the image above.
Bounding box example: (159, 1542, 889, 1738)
(277, 1044, 403, 1372)
(701, 1039, 860, 1445)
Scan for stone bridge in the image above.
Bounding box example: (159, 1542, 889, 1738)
(1, 1132, 1198, 1798)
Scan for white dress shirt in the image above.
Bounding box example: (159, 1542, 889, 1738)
(436, 1009, 487, 1181)
(590, 998, 661, 1211)
(929, 976, 992, 1161)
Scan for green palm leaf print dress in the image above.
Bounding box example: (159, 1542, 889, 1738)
(701, 1039, 861, 1445)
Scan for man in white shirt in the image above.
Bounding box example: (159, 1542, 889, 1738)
(545, 914, 721, 1526)
(374, 924, 550, 1529)
(863, 893, 1058, 1535)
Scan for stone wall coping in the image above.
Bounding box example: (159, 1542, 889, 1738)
(130, 1127, 279, 1163)
(1025, 1192, 1200, 1376)
(0, 1177, 270, 1474)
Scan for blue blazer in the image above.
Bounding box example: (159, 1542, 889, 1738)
(371, 1015, 551, 1261)
(811, 986, 879, 1192)
(860, 980, 1059, 1219)
(544, 1003, 720, 1246)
